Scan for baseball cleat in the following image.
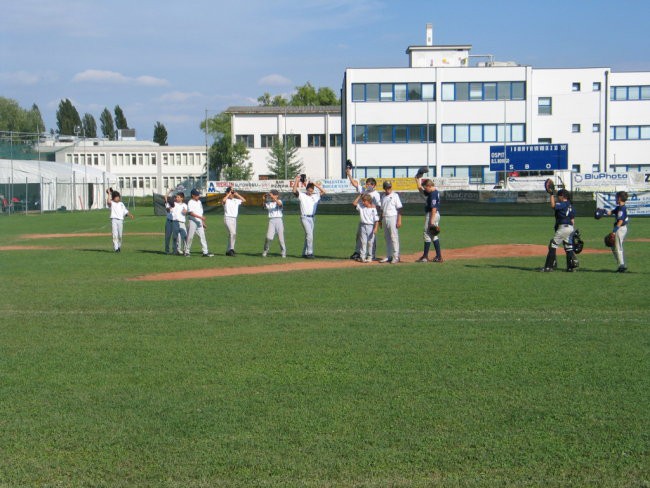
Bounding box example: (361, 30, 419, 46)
(432, 256, 443, 263)
(539, 267, 554, 272)
(416, 256, 429, 263)
(390, 258, 400, 264)
(617, 266, 628, 273)
(261, 251, 268, 257)
(363, 257, 372, 263)
(379, 257, 390, 263)
(304, 254, 315, 259)
(202, 253, 214, 257)
(350, 252, 360, 260)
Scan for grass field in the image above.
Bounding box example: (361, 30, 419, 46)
(0, 210, 648, 487)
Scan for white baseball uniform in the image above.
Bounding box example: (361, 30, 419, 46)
(223, 198, 242, 252)
(354, 187, 381, 257)
(186, 198, 209, 255)
(356, 203, 379, 260)
(381, 191, 403, 262)
(263, 200, 286, 257)
(170, 201, 188, 254)
(297, 191, 321, 256)
(108, 200, 129, 251)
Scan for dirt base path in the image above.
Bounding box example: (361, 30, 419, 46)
(130, 244, 609, 282)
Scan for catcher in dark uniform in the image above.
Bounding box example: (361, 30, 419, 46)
(541, 181, 579, 272)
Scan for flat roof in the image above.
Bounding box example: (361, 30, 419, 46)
(226, 105, 341, 115)
(406, 44, 472, 53)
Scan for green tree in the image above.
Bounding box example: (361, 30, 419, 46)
(221, 142, 253, 180)
(266, 136, 303, 179)
(316, 86, 339, 105)
(56, 98, 82, 136)
(114, 105, 128, 130)
(290, 82, 318, 106)
(258, 92, 289, 106)
(29, 104, 45, 132)
(100, 108, 115, 140)
(82, 113, 97, 138)
(200, 111, 231, 141)
(0, 97, 44, 133)
(153, 121, 168, 145)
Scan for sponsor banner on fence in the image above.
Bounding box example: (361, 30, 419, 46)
(505, 176, 549, 191)
(628, 171, 650, 189)
(596, 191, 650, 216)
(572, 172, 629, 191)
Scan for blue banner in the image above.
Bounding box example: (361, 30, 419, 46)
(490, 144, 568, 171)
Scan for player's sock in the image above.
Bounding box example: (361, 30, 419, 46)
(423, 242, 431, 258)
(544, 248, 557, 269)
(433, 240, 441, 258)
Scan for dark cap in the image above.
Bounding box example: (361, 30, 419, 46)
(382, 180, 392, 189)
(190, 188, 200, 196)
(224, 186, 232, 194)
(269, 189, 279, 196)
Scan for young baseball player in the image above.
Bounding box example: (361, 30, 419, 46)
(352, 193, 379, 263)
(541, 189, 578, 272)
(163, 188, 176, 254)
(416, 177, 443, 263)
(186, 188, 214, 257)
(262, 189, 286, 258)
(222, 187, 246, 256)
(292, 175, 326, 259)
(106, 188, 134, 252)
(346, 167, 381, 260)
(598, 191, 629, 272)
(379, 180, 403, 264)
(170, 192, 188, 255)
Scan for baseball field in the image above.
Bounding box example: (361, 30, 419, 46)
(0, 210, 648, 487)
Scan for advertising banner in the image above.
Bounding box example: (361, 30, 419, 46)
(596, 191, 650, 216)
(572, 173, 629, 191)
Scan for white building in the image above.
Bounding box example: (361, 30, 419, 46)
(342, 24, 650, 183)
(41, 138, 207, 197)
(226, 105, 342, 179)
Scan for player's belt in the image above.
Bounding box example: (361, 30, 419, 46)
(303, 214, 314, 217)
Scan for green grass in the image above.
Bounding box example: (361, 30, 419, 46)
(0, 211, 648, 487)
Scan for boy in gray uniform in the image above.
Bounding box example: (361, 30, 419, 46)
(262, 189, 286, 258)
(379, 180, 403, 264)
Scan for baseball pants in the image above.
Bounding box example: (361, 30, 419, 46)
(551, 224, 574, 248)
(612, 225, 628, 267)
(383, 215, 400, 261)
(172, 220, 187, 253)
(423, 212, 441, 243)
(164, 218, 174, 253)
(224, 216, 237, 252)
(111, 218, 123, 250)
(300, 215, 315, 255)
(359, 223, 375, 260)
(187, 219, 209, 255)
(355, 222, 377, 258)
(264, 218, 286, 256)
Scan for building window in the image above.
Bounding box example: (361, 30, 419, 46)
(593, 82, 601, 91)
(380, 84, 393, 101)
(610, 85, 650, 101)
(538, 97, 552, 115)
(352, 84, 365, 102)
(572, 82, 581, 92)
(538, 138, 552, 144)
(308, 134, 326, 147)
(441, 81, 525, 101)
(441, 123, 525, 143)
(366, 83, 379, 101)
(352, 124, 436, 144)
(593, 123, 600, 133)
(572, 124, 581, 133)
(261, 134, 276, 148)
(572, 164, 580, 172)
(352, 82, 435, 102)
(329, 134, 342, 146)
(235, 134, 254, 148)
(283, 134, 301, 147)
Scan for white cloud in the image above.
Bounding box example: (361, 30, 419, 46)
(157, 91, 203, 103)
(72, 69, 169, 87)
(0, 71, 41, 85)
(257, 74, 293, 87)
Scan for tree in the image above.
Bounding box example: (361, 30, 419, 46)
(29, 104, 45, 133)
(153, 121, 168, 145)
(266, 136, 303, 179)
(258, 92, 289, 106)
(316, 86, 339, 105)
(114, 105, 128, 130)
(258, 83, 339, 107)
(0, 97, 44, 133)
(100, 108, 116, 140)
(221, 142, 253, 180)
(290, 82, 318, 106)
(200, 111, 231, 141)
(56, 98, 82, 136)
(82, 113, 97, 138)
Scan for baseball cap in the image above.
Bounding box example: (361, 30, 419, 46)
(190, 188, 200, 196)
(269, 189, 279, 196)
(383, 180, 392, 189)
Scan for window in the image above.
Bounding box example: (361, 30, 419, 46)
(572, 124, 581, 133)
(352, 84, 365, 102)
(441, 83, 455, 101)
(538, 97, 552, 115)
(353, 124, 436, 144)
(283, 134, 301, 147)
(469, 82, 483, 100)
(456, 83, 469, 101)
(367, 125, 379, 143)
(394, 125, 407, 143)
(538, 138, 552, 144)
(441, 123, 525, 143)
(307, 134, 325, 147)
(593, 82, 601, 91)
(261, 134, 276, 148)
(511, 82, 525, 100)
(442, 81, 525, 101)
(572, 164, 580, 172)
(394, 84, 407, 102)
(628, 86, 640, 100)
(366, 84, 379, 101)
(572, 82, 581, 92)
(592, 164, 599, 172)
(353, 125, 366, 143)
(329, 134, 342, 146)
(593, 123, 600, 133)
(484, 82, 497, 100)
(610, 85, 650, 101)
(379, 126, 392, 143)
(407, 83, 422, 101)
(152, 155, 156, 165)
(235, 134, 254, 148)
(380, 84, 393, 101)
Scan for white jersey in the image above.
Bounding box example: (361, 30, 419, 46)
(265, 200, 283, 219)
(381, 192, 403, 218)
(187, 198, 204, 222)
(109, 201, 129, 220)
(356, 203, 379, 225)
(171, 202, 187, 223)
(357, 186, 381, 207)
(297, 192, 321, 216)
(223, 198, 242, 218)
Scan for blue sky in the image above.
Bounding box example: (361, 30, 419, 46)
(2, 0, 649, 145)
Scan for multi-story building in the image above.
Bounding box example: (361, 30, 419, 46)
(226, 105, 342, 179)
(41, 138, 207, 197)
(342, 24, 650, 183)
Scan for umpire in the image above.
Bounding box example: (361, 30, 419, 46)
(541, 188, 579, 272)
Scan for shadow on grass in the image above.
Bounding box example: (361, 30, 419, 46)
(464, 263, 638, 274)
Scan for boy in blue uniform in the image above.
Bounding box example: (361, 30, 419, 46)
(600, 191, 629, 272)
(416, 177, 442, 263)
(541, 189, 578, 272)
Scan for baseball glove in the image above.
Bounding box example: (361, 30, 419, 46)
(428, 224, 441, 236)
(544, 178, 555, 194)
(415, 166, 429, 179)
(594, 208, 606, 220)
(572, 229, 584, 254)
(604, 232, 616, 248)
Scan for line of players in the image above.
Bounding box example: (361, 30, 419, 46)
(107, 177, 630, 272)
